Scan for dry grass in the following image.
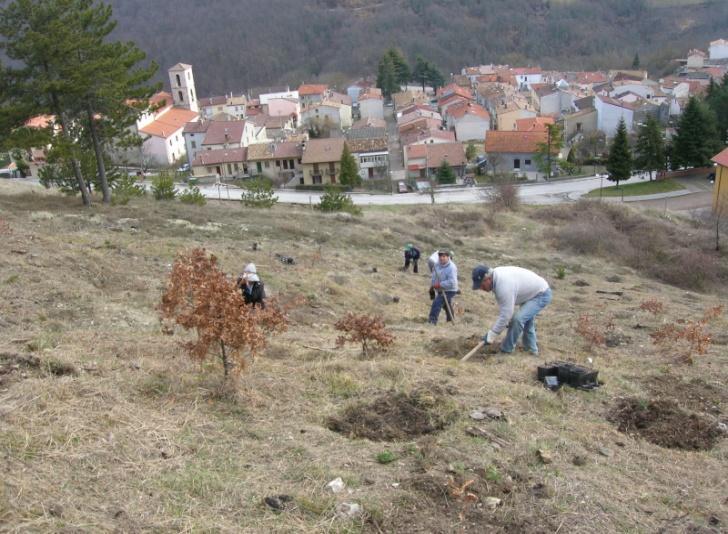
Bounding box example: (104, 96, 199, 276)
(0, 181, 726, 532)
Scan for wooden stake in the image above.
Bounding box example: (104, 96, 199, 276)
(460, 341, 485, 362)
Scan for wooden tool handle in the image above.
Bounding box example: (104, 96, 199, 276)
(460, 341, 485, 362)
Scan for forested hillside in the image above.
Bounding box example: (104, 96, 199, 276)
(108, 0, 728, 95)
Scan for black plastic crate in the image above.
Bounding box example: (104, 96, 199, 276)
(537, 361, 599, 390)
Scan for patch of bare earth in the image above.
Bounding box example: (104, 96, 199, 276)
(608, 398, 724, 450)
(327, 384, 458, 440)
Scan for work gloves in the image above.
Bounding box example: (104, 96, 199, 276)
(482, 330, 497, 345)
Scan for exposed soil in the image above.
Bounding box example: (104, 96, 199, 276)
(608, 397, 724, 451)
(327, 385, 458, 441)
(430, 335, 482, 359)
(643, 375, 727, 415)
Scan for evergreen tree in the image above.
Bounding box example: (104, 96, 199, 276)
(339, 143, 360, 187)
(672, 97, 721, 168)
(436, 160, 456, 184)
(632, 52, 640, 69)
(386, 48, 410, 87)
(634, 114, 665, 181)
(606, 118, 632, 187)
(411, 55, 445, 91)
(0, 0, 158, 205)
(465, 142, 477, 162)
(706, 74, 728, 145)
(376, 53, 397, 98)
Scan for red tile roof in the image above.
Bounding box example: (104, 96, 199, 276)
(202, 120, 247, 145)
(484, 130, 547, 154)
(400, 129, 456, 146)
(406, 142, 466, 168)
(301, 138, 345, 164)
(712, 147, 728, 167)
(25, 115, 55, 128)
(149, 91, 173, 108)
(298, 84, 329, 96)
(139, 108, 199, 138)
(515, 116, 555, 132)
(199, 95, 227, 107)
(446, 102, 490, 121)
(192, 147, 247, 167)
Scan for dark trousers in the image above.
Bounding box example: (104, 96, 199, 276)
(428, 291, 456, 324)
(404, 258, 419, 273)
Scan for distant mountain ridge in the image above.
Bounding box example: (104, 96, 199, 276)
(108, 0, 728, 96)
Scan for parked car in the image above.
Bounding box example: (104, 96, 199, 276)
(177, 163, 190, 173)
(397, 181, 408, 193)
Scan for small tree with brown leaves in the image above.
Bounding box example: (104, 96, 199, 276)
(576, 312, 615, 349)
(159, 248, 287, 378)
(639, 298, 665, 316)
(650, 306, 723, 364)
(335, 312, 394, 356)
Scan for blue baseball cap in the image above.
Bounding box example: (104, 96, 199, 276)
(472, 265, 491, 289)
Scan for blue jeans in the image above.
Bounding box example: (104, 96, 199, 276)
(429, 291, 456, 324)
(500, 288, 552, 353)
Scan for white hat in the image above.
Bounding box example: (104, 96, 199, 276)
(243, 263, 257, 274)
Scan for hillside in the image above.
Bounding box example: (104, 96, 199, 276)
(1, 181, 727, 531)
(107, 0, 728, 95)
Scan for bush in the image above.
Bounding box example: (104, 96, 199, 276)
(334, 312, 393, 356)
(650, 306, 723, 364)
(111, 174, 146, 205)
(317, 187, 362, 215)
(539, 200, 728, 291)
(158, 248, 288, 379)
(483, 181, 520, 211)
(179, 186, 207, 205)
(241, 178, 278, 208)
(151, 172, 177, 200)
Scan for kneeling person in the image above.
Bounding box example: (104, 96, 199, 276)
(237, 263, 266, 309)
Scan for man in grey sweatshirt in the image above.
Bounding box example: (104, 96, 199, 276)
(471, 265, 552, 355)
(428, 251, 458, 324)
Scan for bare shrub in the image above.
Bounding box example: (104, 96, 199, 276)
(334, 312, 394, 356)
(539, 200, 728, 291)
(159, 248, 288, 379)
(482, 181, 520, 212)
(650, 306, 723, 364)
(639, 298, 665, 315)
(576, 313, 614, 348)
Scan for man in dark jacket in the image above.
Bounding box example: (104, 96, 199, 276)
(403, 243, 421, 273)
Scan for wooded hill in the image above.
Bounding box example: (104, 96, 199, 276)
(108, 0, 728, 95)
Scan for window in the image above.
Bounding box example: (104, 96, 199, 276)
(178, 90, 184, 102)
(313, 163, 319, 173)
(328, 162, 335, 174)
(576, 122, 582, 133)
(276, 160, 281, 167)
(191, 140, 197, 149)
(300, 176, 305, 185)
(525, 159, 531, 165)
(514, 158, 521, 169)
(256, 162, 262, 173)
(264, 161, 270, 168)
(289, 159, 295, 168)
(169, 139, 173, 146)
(176, 74, 181, 86)
(191, 89, 195, 101)
(227, 164, 232, 175)
(234, 163, 239, 171)
(282, 160, 288, 170)
(312, 174, 322, 184)
(187, 72, 190, 80)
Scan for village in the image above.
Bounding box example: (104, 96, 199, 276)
(6, 39, 726, 201)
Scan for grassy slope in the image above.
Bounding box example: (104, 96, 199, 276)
(585, 178, 686, 198)
(0, 181, 726, 532)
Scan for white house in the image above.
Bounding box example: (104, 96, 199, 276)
(358, 89, 384, 121)
(300, 101, 352, 131)
(595, 94, 634, 137)
(138, 106, 199, 165)
(709, 39, 728, 60)
(346, 137, 389, 180)
(531, 85, 574, 116)
(510, 67, 543, 91)
(444, 102, 491, 142)
(687, 49, 707, 68)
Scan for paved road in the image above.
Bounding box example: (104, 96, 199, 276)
(202, 174, 654, 206)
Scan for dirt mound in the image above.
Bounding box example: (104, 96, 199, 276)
(430, 335, 482, 359)
(327, 385, 457, 441)
(608, 398, 724, 451)
(643, 376, 726, 415)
